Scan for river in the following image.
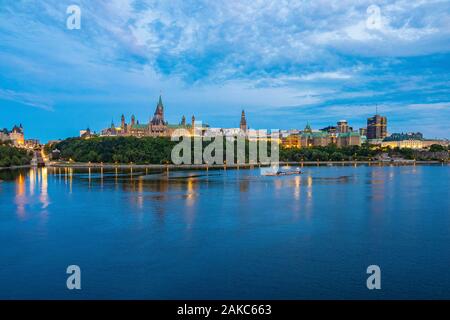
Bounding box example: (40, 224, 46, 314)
(0, 164, 449, 299)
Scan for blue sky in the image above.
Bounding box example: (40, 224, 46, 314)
(0, 0, 449, 142)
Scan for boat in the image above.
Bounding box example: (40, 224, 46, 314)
(263, 168, 302, 176)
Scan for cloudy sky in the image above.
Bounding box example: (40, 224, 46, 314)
(0, 0, 449, 141)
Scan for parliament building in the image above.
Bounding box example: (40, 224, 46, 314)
(101, 96, 200, 138)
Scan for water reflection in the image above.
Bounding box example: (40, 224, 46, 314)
(10, 168, 51, 219)
(307, 175, 313, 200)
(1, 164, 449, 299)
(15, 173, 26, 218)
(69, 168, 73, 193)
(136, 178, 143, 209)
(29, 168, 35, 196)
(304, 175, 313, 219)
(185, 177, 196, 207)
(239, 179, 249, 193)
(39, 168, 49, 209)
(293, 176, 301, 201)
(2, 165, 444, 227)
(367, 168, 387, 220)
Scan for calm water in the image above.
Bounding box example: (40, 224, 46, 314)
(0, 165, 449, 299)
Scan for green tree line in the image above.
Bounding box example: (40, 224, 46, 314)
(280, 144, 448, 161)
(0, 141, 33, 167)
(46, 136, 277, 164)
(47, 137, 178, 164)
(46, 137, 448, 164)
(280, 144, 380, 161)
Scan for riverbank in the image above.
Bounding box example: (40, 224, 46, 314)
(1, 160, 446, 172)
(45, 160, 447, 170)
(0, 164, 32, 171)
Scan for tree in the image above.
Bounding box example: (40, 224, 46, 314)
(330, 152, 344, 161)
(429, 144, 446, 152)
(0, 145, 32, 167)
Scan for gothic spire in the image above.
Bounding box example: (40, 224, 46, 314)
(151, 95, 165, 125)
(240, 109, 247, 132)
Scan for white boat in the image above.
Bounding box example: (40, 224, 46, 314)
(263, 168, 302, 176)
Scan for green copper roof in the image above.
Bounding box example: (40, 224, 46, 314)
(313, 132, 329, 138)
(131, 124, 148, 129)
(300, 131, 329, 138)
(167, 124, 191, 129)
(338, 132, 360, 138)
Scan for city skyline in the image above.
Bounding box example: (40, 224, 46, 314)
(3, 94, 448, 142)
(1, 1, 450, 303)
(1, 1, 450, 142)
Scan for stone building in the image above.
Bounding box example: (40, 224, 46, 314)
(101, 96, 200, 137)
(1, 124, 25, 146)
(337, 132, 361, 147)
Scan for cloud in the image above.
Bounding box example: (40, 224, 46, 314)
(33, 0, 445, 82)
(0, 1, 449, 140)
(406, 102, 450, 110)
(0, 89, 54, 111)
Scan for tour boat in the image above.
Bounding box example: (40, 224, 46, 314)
(263, 169, 302, 176)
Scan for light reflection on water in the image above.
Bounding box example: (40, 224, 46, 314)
(0, 165, 449, 299)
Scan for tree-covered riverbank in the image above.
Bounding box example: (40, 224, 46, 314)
(280, 144, 449, 161)
(46, 137, 177, 164)
(45, 136, 449, 164)
(0, 141, 33, 167)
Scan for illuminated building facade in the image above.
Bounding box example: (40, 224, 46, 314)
(1, 124, 25, 146)
(380, 131, 449, 149)
(282, 134, 301, 148)
(281, 122, 361, 148)
(381, 139, 449, 149)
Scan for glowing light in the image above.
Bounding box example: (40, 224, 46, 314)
(15, 173, 26, 218)
(39, 168, 50, 209)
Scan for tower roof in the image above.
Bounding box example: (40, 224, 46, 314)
(155, 95, 164, 113)
(304, 122, 312, 133)
(240, 110, 247, 131)
(11, 124, 23, 134)
(151, 95, 165, 125)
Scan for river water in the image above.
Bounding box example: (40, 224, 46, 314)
(0, 164, 449, 299)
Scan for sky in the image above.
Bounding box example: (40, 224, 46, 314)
(0, 0, 449, 142)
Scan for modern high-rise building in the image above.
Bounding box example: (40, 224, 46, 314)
(337, 120, 349, 133)
(367, 114, 387, 140)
